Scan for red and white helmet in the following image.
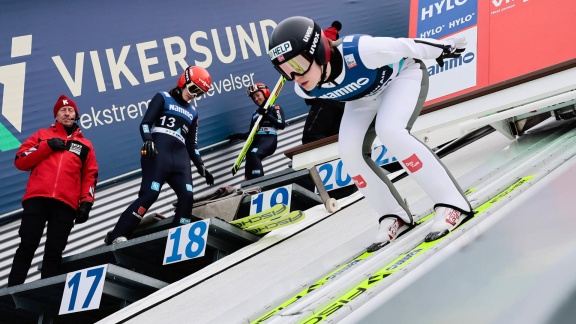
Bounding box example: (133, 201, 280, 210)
(246, 82, 270, 99)
(177, 66, 211, 96)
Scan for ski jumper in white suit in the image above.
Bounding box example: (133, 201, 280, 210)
(294, 34, 473, 226)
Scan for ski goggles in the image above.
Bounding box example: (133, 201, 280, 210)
(186, 82, 206, 97)
(246, 84, 266, 96)
(274, 54, 314, 81)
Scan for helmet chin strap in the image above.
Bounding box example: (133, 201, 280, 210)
(317, 64, 328, 89)
(317, 63, 339, 88)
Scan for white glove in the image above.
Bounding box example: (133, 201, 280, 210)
(436, 37, 467, 67)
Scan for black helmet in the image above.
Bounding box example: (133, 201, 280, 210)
(268, 16, 330, 80)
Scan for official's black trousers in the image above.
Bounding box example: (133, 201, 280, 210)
(8, 197, 75, 286)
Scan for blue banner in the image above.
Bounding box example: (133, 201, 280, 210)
(0, 0, 410, 215)
(416, 0, 478, 38)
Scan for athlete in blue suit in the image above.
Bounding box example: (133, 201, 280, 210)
(105, 66, 215, 245)
(227, 82, 286, 180)
(268, 17, 472, 244)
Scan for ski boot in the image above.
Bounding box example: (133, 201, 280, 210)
(367, 215, 410, 252)
(424, 204, 474, 242)
(104, 231, 127, 245)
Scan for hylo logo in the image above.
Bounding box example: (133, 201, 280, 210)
(421, 0, 469, 21)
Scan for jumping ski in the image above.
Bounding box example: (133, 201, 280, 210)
(244, 210, 305, 235)
(296, 176, 535, 324)
(252, 176, 534, 323)
(231, 76, 286, 176)
(230, 203, 289, 229)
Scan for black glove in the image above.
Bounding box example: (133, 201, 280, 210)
(436, 37, 466, 68)
(226, 133, 244, 141)
(141, 140, 158, 159)
(199, 165, 214, 186)
(47, 138, 66, 151)
(257, 107, 267, 115)
(260, 107, 277, 124)
(75, 201, 93, 224)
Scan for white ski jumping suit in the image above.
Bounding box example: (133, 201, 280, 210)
(295, 34, 472, 224)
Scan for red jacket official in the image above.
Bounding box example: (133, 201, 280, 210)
(14, 122, 98, 210)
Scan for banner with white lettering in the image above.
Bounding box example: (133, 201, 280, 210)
(411, 0, 576, 106)
(5, 0, 571, 216)
(411, 0, 479, 101)
(0, 0, 411, 215)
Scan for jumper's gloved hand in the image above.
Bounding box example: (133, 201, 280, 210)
(75, 201, 93, 224)
(257, 107, 267, 115)
(141, 140, 158, 159)
(436, 37, 466, 67)
(47, 138, 66, 151)
(226, 133, 244, 141)
(199, 165, 214, 186)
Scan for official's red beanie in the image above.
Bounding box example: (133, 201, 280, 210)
(53, 94, 79, 118)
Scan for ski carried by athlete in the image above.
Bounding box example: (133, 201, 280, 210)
(231, 76, 286, 176)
